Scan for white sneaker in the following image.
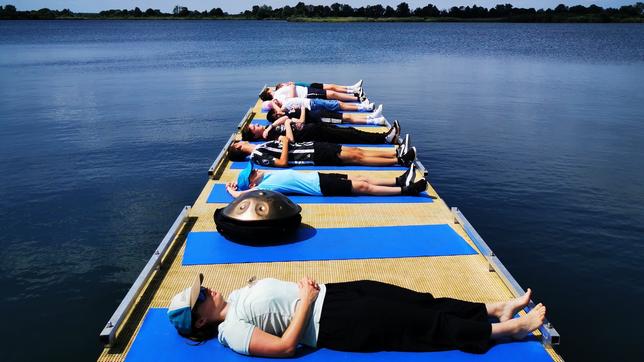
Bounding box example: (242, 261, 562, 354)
(368, 117, 385, 125)
(351, 80, 363, 89)
(361, 100, 374, 111)
(371, 104, 383, 118)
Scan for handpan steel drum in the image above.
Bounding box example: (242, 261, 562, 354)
(214, 190, 302, 243)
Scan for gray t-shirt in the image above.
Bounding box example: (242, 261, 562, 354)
(217, 278, 327, 355)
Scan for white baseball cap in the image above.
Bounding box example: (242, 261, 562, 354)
(167, 273, 204, 335)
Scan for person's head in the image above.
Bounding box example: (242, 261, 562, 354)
(167, 273, 226, 342)
(227, 141, 252, 161)
(259, 88, 273, 101)
(241, 124, 265, 141)
(266, 108, 286, 123)
(274, 82, 287, 90)
(237, 162, 265, 190)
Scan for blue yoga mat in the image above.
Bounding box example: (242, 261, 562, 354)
(250, 142, 394, 148)
(230, 161, 406, 171)
(250, 119, 383, 128)
(182, 224, 474, 265)
(207, 184, 433, 204)
(126, 308, 553, 362)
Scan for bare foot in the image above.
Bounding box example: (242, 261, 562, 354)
(499, 288, 532, 322)
(512, 303, 546, 340)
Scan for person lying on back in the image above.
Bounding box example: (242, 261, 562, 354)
(262, 97, 374, 116)
(259, 80, 367, 104)
(267, 104, 385, 125)
(227, 136, 416, 168)
(168, 274, 546, 357)
(242, 119, 402, 145)
(226, 162, 426, 198)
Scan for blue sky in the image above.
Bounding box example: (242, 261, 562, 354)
(10, 1, 637, 13)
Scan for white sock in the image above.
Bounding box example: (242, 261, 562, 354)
(367, 117, 385, 125)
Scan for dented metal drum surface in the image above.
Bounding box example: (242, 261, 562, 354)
(214, 190, 303, 243)
(221, 190, 302, 221)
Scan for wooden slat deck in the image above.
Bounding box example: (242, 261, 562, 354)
(98, 92, 562, 362)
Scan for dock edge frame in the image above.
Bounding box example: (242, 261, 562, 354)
(451, 207, 560, 347)
(99, 205, 191, 346)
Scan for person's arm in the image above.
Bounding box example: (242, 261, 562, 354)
(284, 119, 295, 143)
(298, 107, 306, 124)
(289, 84, 297, 98)
(225, 182, 253, 198)
(248, 278, 319, 357)
(262, 126, 272, 140)
(271, 115, 289, 127)
(272, 136, 290, 168)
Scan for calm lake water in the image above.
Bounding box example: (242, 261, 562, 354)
(0, 20, 643, 361)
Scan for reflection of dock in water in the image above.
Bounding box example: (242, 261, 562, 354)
(97, 86, 562, 361)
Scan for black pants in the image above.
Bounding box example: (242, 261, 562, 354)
(317, 280, 492, 353)
(295, 123, 386, 144)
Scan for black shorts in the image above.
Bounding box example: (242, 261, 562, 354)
(306, 87, 327, 99)
(318, 173, 352, 196)
(313, 142, 342, 165)
(309, 82, 324, 89)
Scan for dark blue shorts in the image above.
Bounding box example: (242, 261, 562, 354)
(310, 99, 341, 112)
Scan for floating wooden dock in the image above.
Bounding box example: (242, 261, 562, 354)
(98, 86, 562, 361)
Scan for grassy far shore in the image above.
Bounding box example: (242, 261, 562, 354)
(287, 15, 644, 22)
(1, 2, 643, 23)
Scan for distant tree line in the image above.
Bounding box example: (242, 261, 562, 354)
(1, 2, 643, 22)
(0, 4, 227, 19)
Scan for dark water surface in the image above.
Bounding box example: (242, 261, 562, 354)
(1, 21, 643, 361)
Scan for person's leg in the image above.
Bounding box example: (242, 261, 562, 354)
(341, 113, 386, 125)
(485, 288, 533, 322)
(339, 101, 360, 111)
(338, 147, 398, 166)
(325, 90, 359, 102)
(348, 174, 396, 186)
(319, 281, 494, 353)
(315, 124, 387, 144)
(365, 148, 398, 157)
(490, 303, 546, 340)
(341, 113, 368, 124)
(322, 84, 349, 93)
(316, 110, 342, 124)
(350, 180, 402, 195)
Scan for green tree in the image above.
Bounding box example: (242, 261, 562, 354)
(367, 5, 384, 18)
(209, 8, 224, 17)
(396, 2, 410, 17)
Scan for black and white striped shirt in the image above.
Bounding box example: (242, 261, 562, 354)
(250, 140, 315, 167)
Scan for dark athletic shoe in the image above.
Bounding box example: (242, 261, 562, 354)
(385, 120, 401, 144)
(396, 164, 417, 187)
(402, 133, 410, 155)
(398, 146, 416, 167)
(402, 179, 427, 196)
(359, 88, 367, 102)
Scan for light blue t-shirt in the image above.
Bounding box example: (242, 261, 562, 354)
(217, 278, 327, 355)
(256, 170, 322, 196)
